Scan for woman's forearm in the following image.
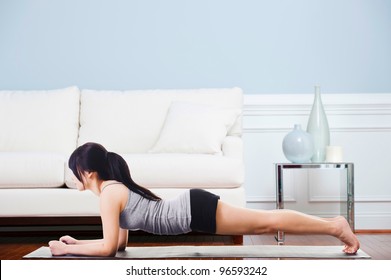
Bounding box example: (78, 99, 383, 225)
(65, 242, 116, 257)
(75, 238, 104, 245)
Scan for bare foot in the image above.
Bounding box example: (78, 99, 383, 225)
(332, 216, 360, 254)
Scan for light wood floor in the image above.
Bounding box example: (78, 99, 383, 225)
(1, 232, 390, 260)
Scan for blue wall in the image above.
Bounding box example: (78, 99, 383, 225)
(0, 0, 390, 93)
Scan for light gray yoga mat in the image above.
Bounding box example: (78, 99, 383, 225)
(24, 245, 371, 259)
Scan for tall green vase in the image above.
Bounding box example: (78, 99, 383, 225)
(306, 86, 330, 162)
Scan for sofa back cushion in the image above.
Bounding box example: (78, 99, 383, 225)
(78, 88, 243, 153)
(0, 86, 80, 154)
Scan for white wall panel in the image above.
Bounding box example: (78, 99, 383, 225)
(243, 93, 391, 229)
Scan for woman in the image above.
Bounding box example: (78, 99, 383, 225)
(49, 142, 360, 257)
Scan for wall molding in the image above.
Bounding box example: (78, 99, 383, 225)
(244, 93, 391, 107)
(243, 93, 391, 132)
(244, 127, 391, 134)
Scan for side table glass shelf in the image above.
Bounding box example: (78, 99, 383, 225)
(275, 163, 354, 245)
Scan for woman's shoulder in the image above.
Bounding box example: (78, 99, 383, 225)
(101, 180, 126, 191)
(100, 181, 129, 200)
(99, 181, 129, 210)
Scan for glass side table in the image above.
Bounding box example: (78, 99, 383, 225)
(275, 162, 354, 245)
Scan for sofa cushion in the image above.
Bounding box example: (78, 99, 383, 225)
(153, 187, 247, 208)
(125, 154, 244, 188)
(0, 152, 65, 188)
(0, 86, 80, 154)
(0, 189, 99, 216)
(65, 153, 244, 189)
(149, 102, 240, 154)
(149, 102, 239, 154)
(78, 88, 243, 153)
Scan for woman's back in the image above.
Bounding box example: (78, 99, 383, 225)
(119, 189, 192, 235)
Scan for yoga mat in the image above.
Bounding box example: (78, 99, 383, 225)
(24, 245, 371, 259)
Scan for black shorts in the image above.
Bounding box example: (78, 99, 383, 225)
(189, 189, 220, 234)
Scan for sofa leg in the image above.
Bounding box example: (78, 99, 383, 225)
(232, 235, 243, 245)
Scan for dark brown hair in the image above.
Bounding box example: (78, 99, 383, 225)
(69, 142, 160, 201)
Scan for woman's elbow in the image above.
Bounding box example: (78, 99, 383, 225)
(118, 244, 127, 251)
(101, 246, 118, 257)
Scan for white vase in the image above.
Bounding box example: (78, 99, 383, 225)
(306, 85, 330, 162)
(282, 124, 314, 163)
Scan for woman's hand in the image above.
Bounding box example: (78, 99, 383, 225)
(48, 240, 68, 256)
(59, 235, 78, 245)
(49, 236, 77, 255)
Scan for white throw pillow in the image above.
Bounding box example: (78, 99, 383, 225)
(149, 102, 240, 154)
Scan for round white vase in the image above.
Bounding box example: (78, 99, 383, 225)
(282, 124, 314, 163)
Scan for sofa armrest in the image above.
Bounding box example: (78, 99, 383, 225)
(222, 136, 243, 159)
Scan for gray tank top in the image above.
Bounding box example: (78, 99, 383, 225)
(118, 188, 192, 235)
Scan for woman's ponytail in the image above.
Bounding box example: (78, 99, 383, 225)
(106, 152, 161, 201)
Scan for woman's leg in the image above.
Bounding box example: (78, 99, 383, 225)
(215, 201, 360, 254)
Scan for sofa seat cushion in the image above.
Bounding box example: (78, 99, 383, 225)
(65, 153, 244, 189)
(0, 152, 65, 188)
(123, 153, 244, 188)
(0, 188, 99, 216)
(153, 187, 247, 208)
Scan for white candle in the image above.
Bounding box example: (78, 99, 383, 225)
(326, 146, 343, 162)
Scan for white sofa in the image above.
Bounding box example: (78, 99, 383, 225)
(0, 86, 245, 220)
